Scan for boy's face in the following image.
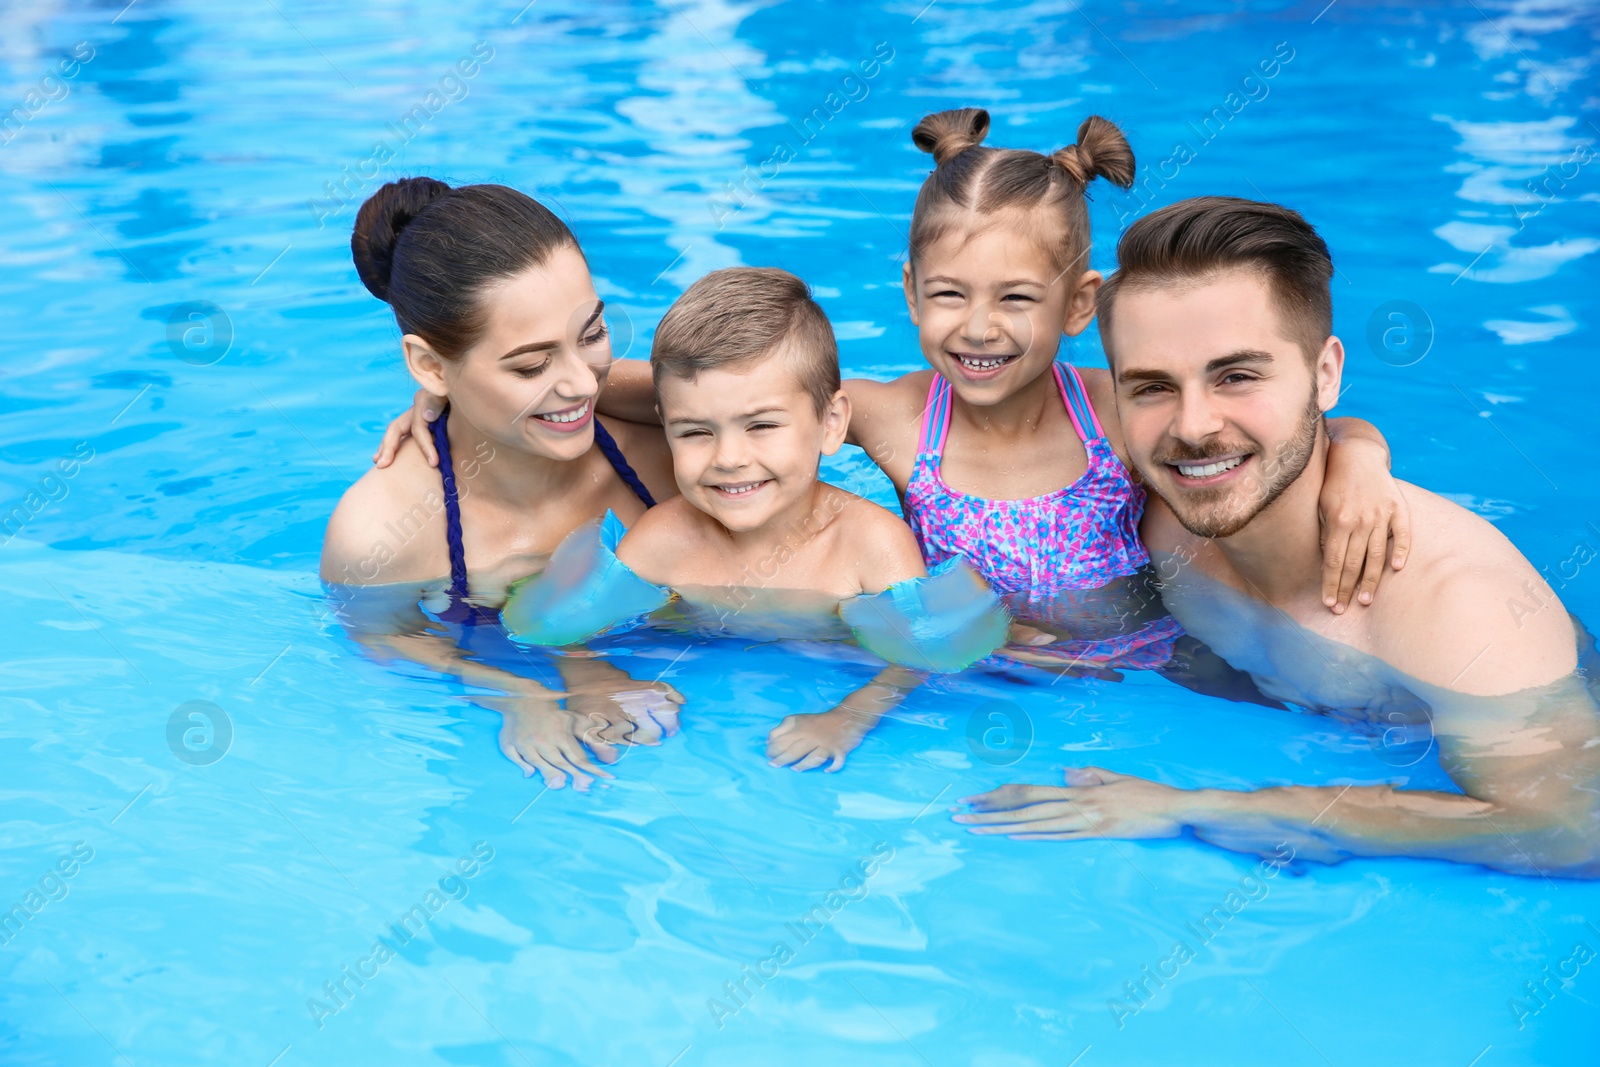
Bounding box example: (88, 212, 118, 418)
(657, 345, 849, 535)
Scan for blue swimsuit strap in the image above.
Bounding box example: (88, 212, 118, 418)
(592, 419, 657, 509)
(431, 406, 657, 606)
(430, 407, 472, 603)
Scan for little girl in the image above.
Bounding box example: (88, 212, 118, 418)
(377, 108, 1407, 668)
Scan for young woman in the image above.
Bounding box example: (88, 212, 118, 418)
(322, 177, 681, 791)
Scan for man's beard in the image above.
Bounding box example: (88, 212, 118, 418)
(1149, 391, 1323, 540)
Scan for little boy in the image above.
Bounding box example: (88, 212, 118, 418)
(616, 267, 926, 772)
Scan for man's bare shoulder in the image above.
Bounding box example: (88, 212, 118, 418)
(1373, 483, 1575, 695)
(321, 440, 447, 584)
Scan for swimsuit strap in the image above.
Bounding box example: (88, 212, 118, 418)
(919, 365, 1099, 453)
(1055, 362, 1105, 441)
(430, 406, 471, 603)
(916, 373, 954, 454)
(431, 406, 655, 612)
(593, 418, 657, 508)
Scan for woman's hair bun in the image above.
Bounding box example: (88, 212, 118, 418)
(911, 108, 991, 166)
(1052, 115, 1135, 190)
(351, 177, 452, 302)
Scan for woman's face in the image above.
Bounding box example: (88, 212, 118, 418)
(436, 245, 616, 461)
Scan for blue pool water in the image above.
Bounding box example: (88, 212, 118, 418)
(3, 1, 1599, 1063)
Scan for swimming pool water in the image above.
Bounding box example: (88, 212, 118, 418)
(2, 1, 1598, 1063)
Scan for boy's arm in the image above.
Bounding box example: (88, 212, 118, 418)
(1320, 416, 1411, 614)
(767, 666, 923, 772)
(595, 358, 660, 424)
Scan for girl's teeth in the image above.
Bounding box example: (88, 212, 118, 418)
(535, 401, 589, 424)
(1177, 457, 1245, 478)
(958, 354, 1013, 370)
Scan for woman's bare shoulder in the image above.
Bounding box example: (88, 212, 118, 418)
(321, 439, 447, 584)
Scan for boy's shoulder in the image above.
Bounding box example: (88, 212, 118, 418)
(615, 496, 714, 583)
(817, 485, 926, 593)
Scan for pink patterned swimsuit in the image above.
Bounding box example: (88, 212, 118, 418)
(903, 362, 1182, 670)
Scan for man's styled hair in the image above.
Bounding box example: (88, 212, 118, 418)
(651, 267, 841, 415)
(1098, 196, 1334, 362)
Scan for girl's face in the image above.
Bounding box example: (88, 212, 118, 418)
(903, 210, 1100, 407)
(404, 245, 616, 462)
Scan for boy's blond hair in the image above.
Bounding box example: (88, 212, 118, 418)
(651, 267, 841, 416)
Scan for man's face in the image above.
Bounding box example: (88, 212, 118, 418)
(1107, 269, 1342, 539)
(657, 346, 849, 535)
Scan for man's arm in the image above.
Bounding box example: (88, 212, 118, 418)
(594, 358, 660, 423)
(953, 696, 1600, 877)
(956, 541, 1600, 876)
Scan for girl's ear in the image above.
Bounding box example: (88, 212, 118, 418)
(402, 335, 451, 399)
(1062, 270, 1103, 337)
(819, 388, 852, 457)
(902, 261, 919, 326)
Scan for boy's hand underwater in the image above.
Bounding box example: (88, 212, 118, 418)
(766, 708, 874, 773)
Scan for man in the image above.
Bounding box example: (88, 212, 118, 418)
(956, 197, 1600, 877)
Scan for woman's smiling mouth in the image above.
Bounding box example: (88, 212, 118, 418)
(531, 399, 593, 432)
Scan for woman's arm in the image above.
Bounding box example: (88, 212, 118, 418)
(348, 624, 621, 790)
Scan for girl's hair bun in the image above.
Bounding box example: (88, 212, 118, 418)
(911, 108, 991, 166)
(351, 177, 452, 302)
(1052, 115, 1135, 190)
